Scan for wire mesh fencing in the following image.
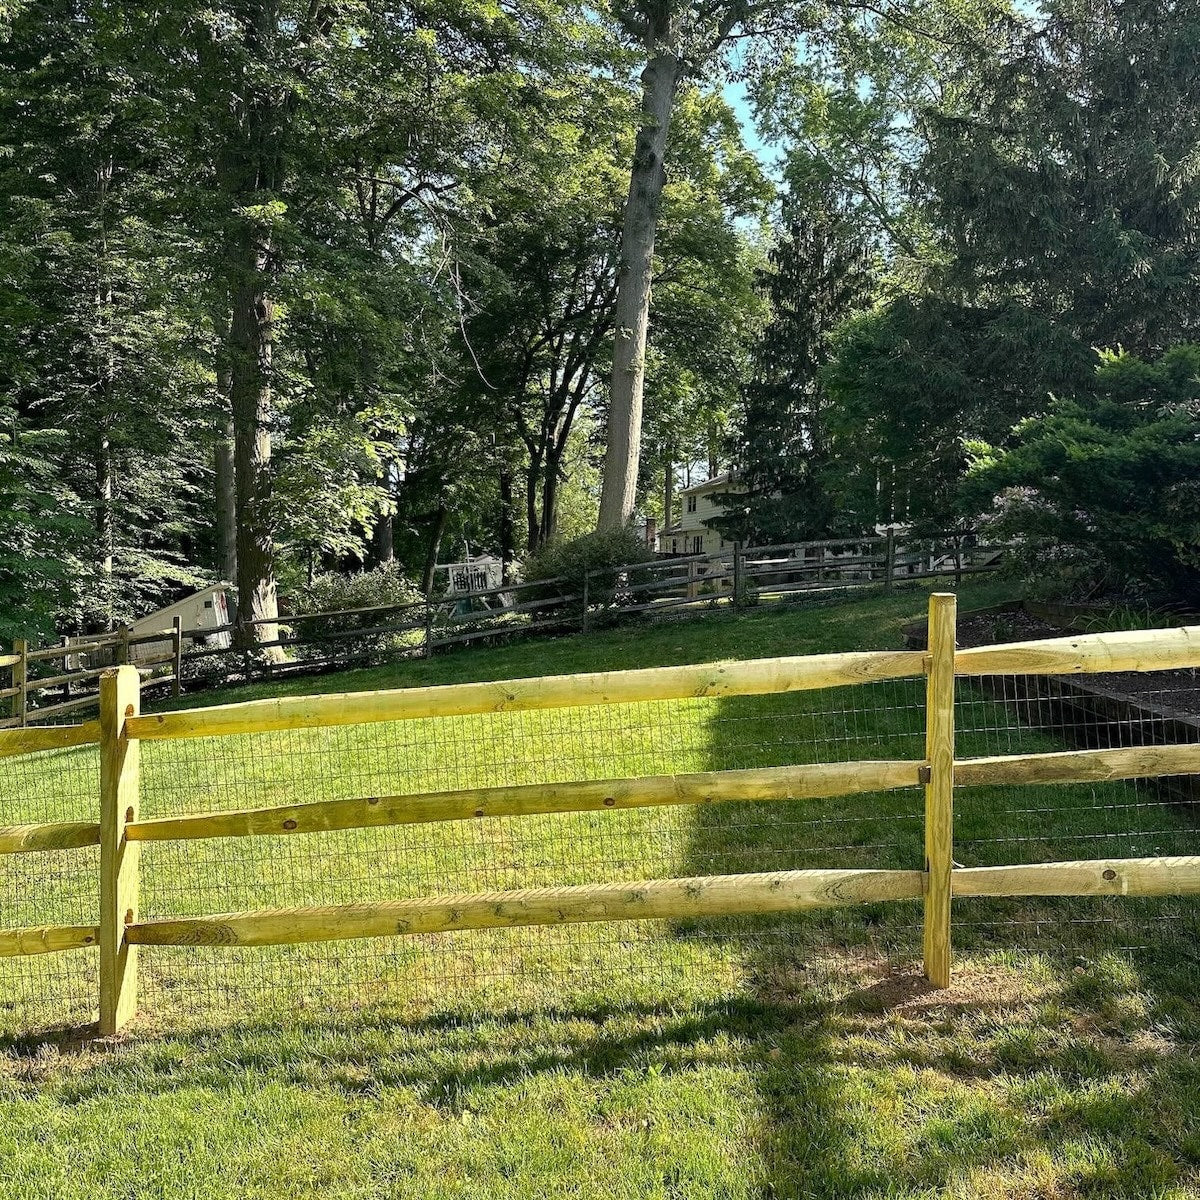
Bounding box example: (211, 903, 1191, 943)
(5, 622, 1200, 1040)
(132, 679, 928, 1026)
(954, 671, 1200, 957)
(0, 742, 99, 1036)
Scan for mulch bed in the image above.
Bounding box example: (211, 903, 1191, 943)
(910, 602, 1200, 722)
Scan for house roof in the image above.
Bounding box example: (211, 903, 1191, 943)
(677, 472, 742, 495)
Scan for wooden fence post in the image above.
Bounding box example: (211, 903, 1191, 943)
(884, 528, 896, 592)
(581, 570, 590, 634)
(172, 616, 183, 697)
(923, 592, 956, 988)
(11, 638, 27, 727)
(99, 665, 141, 1035)
(424, 596, 434, 659)
(732, 542, 743, 609)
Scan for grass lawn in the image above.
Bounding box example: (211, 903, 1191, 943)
(3, 579, 1200, 1199)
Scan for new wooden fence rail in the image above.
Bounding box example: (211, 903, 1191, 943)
(0, 925, 99, 957)
(125, 648, 927, 741)
(951, 857, 1200, 898)
(127, 869, 929, 949)
(4, 596, 1200, 1036)
(124, 759, 925, 843)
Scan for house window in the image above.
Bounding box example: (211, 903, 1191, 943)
(692, 535, 703, 554)
(686, 495, 697, 513)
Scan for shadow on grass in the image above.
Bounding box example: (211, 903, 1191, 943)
(671, 687, 1200, 1197)
(4, 670, 1200, 1195)
(7, 954, 1199, 1197)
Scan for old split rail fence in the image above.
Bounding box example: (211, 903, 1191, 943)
(2, 530, 1007, 727)
(5, 594, 1198, 1035)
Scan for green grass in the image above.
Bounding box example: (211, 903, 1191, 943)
(3, 579, 1200, 1199)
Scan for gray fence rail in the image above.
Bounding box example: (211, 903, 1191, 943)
(3, 531, 1006, 726)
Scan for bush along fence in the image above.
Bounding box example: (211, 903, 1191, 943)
(3, 594, 1200, 1035)
(1, 530, 1005, 727)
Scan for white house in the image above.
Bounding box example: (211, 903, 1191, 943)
(658, 474, 747, 556)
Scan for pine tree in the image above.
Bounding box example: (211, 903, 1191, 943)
(735, 176, 873, 542)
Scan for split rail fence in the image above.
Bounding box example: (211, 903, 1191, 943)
(3, 593, 1199, 1036)
(2, 530, 1005, 727)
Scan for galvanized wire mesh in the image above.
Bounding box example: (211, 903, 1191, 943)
(5, 654, 1200, 1038)
(133, 680, 929, 1025)
(954, 672, 1200, 956)
(0, 742, 99, 1036)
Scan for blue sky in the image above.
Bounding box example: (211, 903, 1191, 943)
(723, 79, 783, 173)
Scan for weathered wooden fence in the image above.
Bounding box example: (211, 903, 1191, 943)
(2, 594, 1199, 1036)
(2, 531, 1006, 727)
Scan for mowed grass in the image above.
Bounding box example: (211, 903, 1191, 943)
(3, 579, 1200, 1199)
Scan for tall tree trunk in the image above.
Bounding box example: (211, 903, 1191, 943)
(94, 172, 116, 632)
(213, 315, 238, 582)
(214, 412, 237, 582)
(374, 512, 394, 565)
(373, 458, 396, 565)
(230, 227, 283, 659)
(421, 505, 448, 594)
(498, 462, 515, 582)
(663, 450, 675, 531)
(597, 45, 681, 529)
(95, 424, 114, 632)
(525, 450, 543, 554)
(539, 449, 561, 547)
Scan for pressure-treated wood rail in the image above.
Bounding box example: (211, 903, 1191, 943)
(0, 924, 99, 957)
(956, 625, 1200, 675)
(126, 868, 926, 947)
(955, 744, 1200, 787)
(120, 855, 1200, 953)
(952, 856, 1200, 897)
(125, 650, 927, 741)
(112, 743, 1200, 846)
(0, 820, 100, 854)
(126, 760, 924, 843)
(0, 720, 100, 758)
(122, 624, 1200, 744)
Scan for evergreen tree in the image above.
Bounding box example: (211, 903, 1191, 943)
(965, 343, 1200, 603)
(733, 172, 873, 542)
(0, 0, 212, 632)
(920, 0, 1200, 354)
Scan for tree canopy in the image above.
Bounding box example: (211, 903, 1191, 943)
(0, 0, 1193, 641)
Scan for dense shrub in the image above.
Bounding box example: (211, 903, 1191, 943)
(286, 564, 425, 661)
(525, 528, 655, 609)
(291, 563, 423, 617)
(965, 344, 1200, 605)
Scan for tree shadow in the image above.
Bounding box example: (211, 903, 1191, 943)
(675, 685, 1200, 1196)
(5, 679, 1200, 1195)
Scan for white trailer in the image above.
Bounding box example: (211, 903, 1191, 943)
(124, 584, 233, 664)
